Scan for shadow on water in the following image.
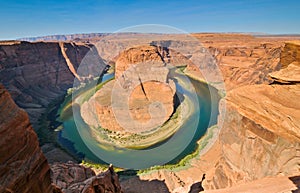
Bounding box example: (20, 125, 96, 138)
(168, 78, 220, 164)
(58, 104, 108, 164)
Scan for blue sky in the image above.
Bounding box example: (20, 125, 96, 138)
(0, 0, 300, 40)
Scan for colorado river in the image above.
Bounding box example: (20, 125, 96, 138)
(57, 70, 220, 169)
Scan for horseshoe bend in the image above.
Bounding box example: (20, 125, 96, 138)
(1, 32, 300, 192)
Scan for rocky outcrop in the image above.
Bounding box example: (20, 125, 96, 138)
(0, 84, 53, 192)
(51, 162, 123, 193)
(82, 45, 176, 133)
(200, 40, 300, 190)
(269, 63, 300, 83)
(280, 41, 300, 68)
(269, 41, 300, 84)
(114, 45, 165, 79)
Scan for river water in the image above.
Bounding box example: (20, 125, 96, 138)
(58, 71, 220, 169)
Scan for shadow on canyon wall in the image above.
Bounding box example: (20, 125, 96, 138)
(188, 174, 205, 193)
(289, 175, 300, 193)
(119, 171, 206, 193)
(119, 171, 170, 193)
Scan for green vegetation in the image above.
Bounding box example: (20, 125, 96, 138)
(102, 103, 182, 148)
(137, 125, 218, 175)
(81, 160, 124, 172)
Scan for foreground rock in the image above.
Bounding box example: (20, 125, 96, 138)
(51, 162, 123, 193)
(203, 175, 300, 193)
(0, 84, 53, 192)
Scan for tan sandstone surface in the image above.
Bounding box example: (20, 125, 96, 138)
(81, 45, 176, 133)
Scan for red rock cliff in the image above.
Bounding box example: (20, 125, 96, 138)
(0, 84, 53, 192)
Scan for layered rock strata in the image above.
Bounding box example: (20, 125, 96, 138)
(0, 41, 105, 128)
(203, 84, 300, 189)
(0, 84, 53, 192)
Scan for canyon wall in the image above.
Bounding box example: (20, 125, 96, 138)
(0, 84, 53, 192)
(203, 41, 300, 189)
(0, 41, 106, 128)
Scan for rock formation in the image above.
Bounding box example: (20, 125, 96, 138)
(51, 162, 123, 193)
(81, 45, 176, 133)
(203, 84, 300, 189)
(280, 41, 300, 68)
(189, 34, 285, 91)
(269, 41, 300, 84)
(202, 175, 300, 193)
(201, 41, 300, 189)
(0, 84, 53, 192)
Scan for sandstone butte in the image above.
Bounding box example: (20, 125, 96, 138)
(81, 45, 176, 133)
(0, 35, 300, 192)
